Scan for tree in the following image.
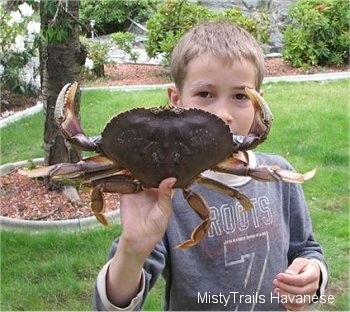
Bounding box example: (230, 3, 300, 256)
(40, 0, 86, 190)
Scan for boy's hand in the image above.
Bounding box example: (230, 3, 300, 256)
(106, 178, 176, 307)
(273, 258, 321, 311)
(118, 177, 177, 255)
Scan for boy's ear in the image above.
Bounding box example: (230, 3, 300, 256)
(167, 85, 180, 106)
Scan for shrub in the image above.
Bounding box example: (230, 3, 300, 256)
(79, 0, 157, 36)
(80, 37, 111, 77)
(110, 32, 139, 63)
(146, 0, 268, 66)
(282, 0, 350, 67)
(0, 3, 41, 94)
(145, 0, 217, 64)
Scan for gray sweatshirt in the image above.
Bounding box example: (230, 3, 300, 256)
(93, 152, 327, 311)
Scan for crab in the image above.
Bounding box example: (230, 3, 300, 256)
(22, 82, 316, 249)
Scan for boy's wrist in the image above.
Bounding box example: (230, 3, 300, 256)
(118, 235, 156, 261)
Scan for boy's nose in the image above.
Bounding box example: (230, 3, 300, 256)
(213, 107, 233, 126)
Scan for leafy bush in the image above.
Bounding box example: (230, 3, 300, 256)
(146, 0, 269, 65)
(110, 32, 139, 63)
(0, 3, 41, 94)
(80, 0, 158, 36)
(80, 37, 111, 77)
(282, 0, 350, 67)
(145, 0, 216, 64)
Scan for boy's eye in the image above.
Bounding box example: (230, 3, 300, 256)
(198, 91, 211, 98)
(235, 93, 248, 100)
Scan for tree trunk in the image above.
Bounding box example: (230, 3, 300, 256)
(40, 0, 86, 189)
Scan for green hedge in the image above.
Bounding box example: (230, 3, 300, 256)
(145, 0, 269, 65)
(282, 0, 349, 67)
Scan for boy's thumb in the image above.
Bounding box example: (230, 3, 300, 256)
(285, 257, 309, 275)
(157, 177, 177, 210)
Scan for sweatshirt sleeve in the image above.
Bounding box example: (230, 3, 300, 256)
(287, 181, 328, 296)
(93, 260, 145, 311)
(93, 238, 167, 311)
(287, 182, 324, 259)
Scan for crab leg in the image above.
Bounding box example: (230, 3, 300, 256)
(175, 178, 254, 249)
(19, 155, 116, 179)
(175, 189, 211, 249)
(91, 185, 110, 226)
(214, 157, 316, 183)
(90, 175, 143, 226)
(247, 166, 316, 183)
(196, 176, 253, 211)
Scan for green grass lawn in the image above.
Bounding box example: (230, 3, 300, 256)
(1, 79, 349, 310)
(1, 227, 119, 311)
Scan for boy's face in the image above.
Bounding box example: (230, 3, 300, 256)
(169, 54, 257, 136)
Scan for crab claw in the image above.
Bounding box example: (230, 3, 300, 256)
(246, 87, 273, 133)
(232, 88, 273, 151)
(55, 82, 97, 151)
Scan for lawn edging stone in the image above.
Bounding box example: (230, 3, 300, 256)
(0, 159, 120, 232)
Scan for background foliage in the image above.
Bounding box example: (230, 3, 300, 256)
(79, 0, 158, 36)
(145, 0, 269, 65)
(80, 36, 111, 77)
(2, 0, 348, 95)
(0, 2, 40, 93)
(282, 0, 349, 67)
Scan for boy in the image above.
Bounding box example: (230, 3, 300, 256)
(93, 20, 327, 311)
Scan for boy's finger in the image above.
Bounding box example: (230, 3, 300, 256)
(157, 177, 177, 211)
(285, 257, 309, 275)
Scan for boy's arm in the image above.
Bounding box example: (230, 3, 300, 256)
(93, 178, 175, 311)
(94, 259, 145, 311)
(105, 238, 148, 308)
(93, 238, 168, 311)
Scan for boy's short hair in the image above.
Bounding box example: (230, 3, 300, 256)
(170, 20, 265, 91)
